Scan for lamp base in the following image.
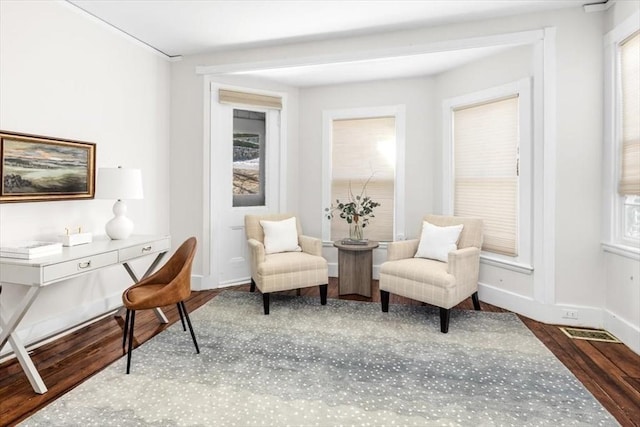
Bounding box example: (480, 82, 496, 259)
(105, 200, 134, 240)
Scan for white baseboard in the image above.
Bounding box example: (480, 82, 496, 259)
(478, 282, 603, 327)
(191, 274, 205, 291)
(479, 282, 639, 355)
(328, 263, 338, 277)
(193, 274, 251, 290)
(603, 309, 640, 354)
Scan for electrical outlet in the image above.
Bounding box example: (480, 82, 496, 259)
(562, 310, 578, 320)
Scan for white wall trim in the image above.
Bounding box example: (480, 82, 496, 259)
(195, 30, 544, 76)
(540, 27, 557, 305)
(601, 242, 640, 260)
(478, 282, 603, 328)
(603, 308, 640, 354)
(480, 256, 534, 275)
(480, 282, 639, 354)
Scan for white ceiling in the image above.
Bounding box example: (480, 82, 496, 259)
(67, 0, 587, 87)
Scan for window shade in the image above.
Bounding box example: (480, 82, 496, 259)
(331, 117, 395, 242)
(453, 96, 519, 256)
(218, 89, 282, 110)
(619, 31, 640, 196)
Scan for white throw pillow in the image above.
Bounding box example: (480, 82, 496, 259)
(260, 217, 302, 254)
(414, 221, 464, 262)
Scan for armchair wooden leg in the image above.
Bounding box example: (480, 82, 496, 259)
(439, 308, 450, 334)
(263, 293, 270, 315)
(471, 292, 481, 311)
(180, 301, 200, 354)
(250, 278, 256, 293)
(319, 284, 328, 305)
(380, 290, 390, 312)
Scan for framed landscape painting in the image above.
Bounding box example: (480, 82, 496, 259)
(0, 131, 96, 203)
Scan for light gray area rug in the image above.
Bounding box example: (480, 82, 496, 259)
(22, 291, 617, 426)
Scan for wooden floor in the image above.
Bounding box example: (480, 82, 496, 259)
(1, 280, 639, 426)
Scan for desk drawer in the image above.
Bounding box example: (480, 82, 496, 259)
(119, 238, 170, 262)
(43, 251, 118, 283)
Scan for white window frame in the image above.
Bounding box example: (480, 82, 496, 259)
(603, 10, 640, 259)
(443, 78, 533, 270)
(322, 105, 406, 245)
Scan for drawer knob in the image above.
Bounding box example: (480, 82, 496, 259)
(78, 261, 92, 269)
(142, 246, 152, 252)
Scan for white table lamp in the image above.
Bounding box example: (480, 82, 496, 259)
(96, 167, 143, 240)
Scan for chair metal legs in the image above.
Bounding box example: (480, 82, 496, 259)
(122, 302, 199, 374)
(180, 301, 200, 354)
(125, 310, 136, 374)
(177, 303, 186, 331)
(122, 308, 130, 350)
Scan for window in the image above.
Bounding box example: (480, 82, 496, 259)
(217, 88, 282, 208)
(323, 106, 405, 243)
(232, 109, 266, 207)
(444, 79, 532, 263)
(619, 32, 640, 240)
(604, 13, 640, 251)
(453, 96, 519, 256)
(330, 117, 395, 242)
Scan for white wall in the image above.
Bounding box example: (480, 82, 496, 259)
(0, 1, 171, 353)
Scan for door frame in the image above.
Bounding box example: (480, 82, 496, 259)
(201, 81, 288, 289)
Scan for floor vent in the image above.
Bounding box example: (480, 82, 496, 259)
(559, 327, 621, 343)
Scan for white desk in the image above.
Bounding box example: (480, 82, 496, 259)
(0, 235, 170, 394)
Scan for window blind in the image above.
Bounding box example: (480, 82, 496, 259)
(619, 31, 640, 196)
(218, 89, 282, 110)
(331, 117, 395, 242)
(453, 96, 519, 256)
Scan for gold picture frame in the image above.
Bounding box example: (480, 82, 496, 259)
(0, 131, 96, 203)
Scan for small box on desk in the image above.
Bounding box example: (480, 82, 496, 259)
(61, 232, 93, 247)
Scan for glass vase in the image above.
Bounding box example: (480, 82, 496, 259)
(350, 222, 364, 240)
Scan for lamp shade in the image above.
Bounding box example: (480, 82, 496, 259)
(96, 167, 143, 200)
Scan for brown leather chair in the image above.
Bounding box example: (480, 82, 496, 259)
(122, 237, 199, 373)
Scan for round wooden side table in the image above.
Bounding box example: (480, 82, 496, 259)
(333, 240, 379, 297)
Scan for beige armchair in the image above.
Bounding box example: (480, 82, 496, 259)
(379, 214, 483, 333)
(245, 214, 329, 314)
